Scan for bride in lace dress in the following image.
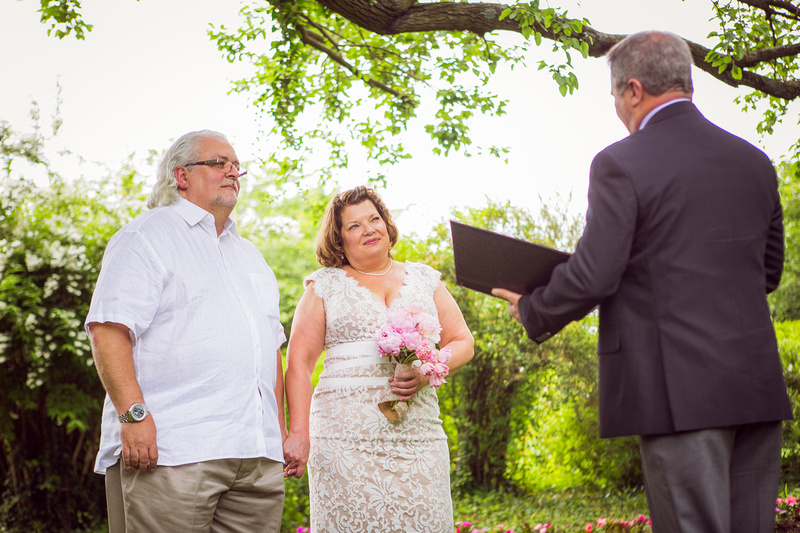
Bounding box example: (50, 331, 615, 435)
(283, 186, 474, 533)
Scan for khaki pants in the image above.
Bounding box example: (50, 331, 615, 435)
(105, 457, 284, 533)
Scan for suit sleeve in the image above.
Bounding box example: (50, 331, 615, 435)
(518, 149, 638, 343)
(765, 183, 784, 294)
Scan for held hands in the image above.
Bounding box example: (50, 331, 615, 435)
(491, 288, 523, 323)
(120, 416, 158, 471)
(388, 365, 429, 401)
(283, 433, 309, 478)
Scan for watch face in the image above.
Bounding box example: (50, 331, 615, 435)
(131, 404, 147, 421)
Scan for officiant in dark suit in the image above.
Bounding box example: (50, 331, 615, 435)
(493, 31, 792, 532)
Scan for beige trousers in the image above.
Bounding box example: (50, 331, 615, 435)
(105, 457, 284, 533)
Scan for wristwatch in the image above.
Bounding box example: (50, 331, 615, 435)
(118, 402, 148, 423)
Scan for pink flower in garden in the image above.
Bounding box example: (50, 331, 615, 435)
(788, 496, 798, 505)
(596, 518, 607, 526)
(584, 525, 593, 532)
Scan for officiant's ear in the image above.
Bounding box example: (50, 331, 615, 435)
(627, 79, 645, 106)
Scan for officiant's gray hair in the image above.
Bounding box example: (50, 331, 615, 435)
(607, 31, 694, 96)
(147, 130, 229, 209)
(316, 186, 399, 268)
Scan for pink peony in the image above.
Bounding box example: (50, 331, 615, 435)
(420, 361, 436, 376)
(433, 362, 449, 377)
(386, 308, 416, 330)
(416, 312, 441, 337)
(416, 344, 432, 360)
(377, 330, 403, 355)
(402, 329, 426, 351)
(429, 375, 447, 387)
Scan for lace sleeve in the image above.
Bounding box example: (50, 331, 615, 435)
(304, 268, 331, 300)
(405, 262, 441, 293)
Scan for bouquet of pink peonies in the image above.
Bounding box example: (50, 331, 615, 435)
(375, 304, 451, 420)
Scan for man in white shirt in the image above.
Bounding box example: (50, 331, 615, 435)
(86, 130, 287, 532)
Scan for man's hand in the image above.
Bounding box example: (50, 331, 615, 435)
(491, 288, 523, 323)
(120, 416, 158, 471)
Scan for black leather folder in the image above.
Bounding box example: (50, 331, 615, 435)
(450, 220, 571, 297)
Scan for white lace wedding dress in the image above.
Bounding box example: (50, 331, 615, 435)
(305, 261, 453, 533)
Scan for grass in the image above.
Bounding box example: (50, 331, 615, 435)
(452, 487, 650, 531)
(448, 486, 800, 533)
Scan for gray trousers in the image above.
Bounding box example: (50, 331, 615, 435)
(639, 421, 782, 533)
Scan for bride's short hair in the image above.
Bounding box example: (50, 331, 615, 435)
(316, 186, 399, 268)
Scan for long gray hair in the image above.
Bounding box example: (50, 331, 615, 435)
(607, 31, 693, 96)
(146, 130, 230, 209)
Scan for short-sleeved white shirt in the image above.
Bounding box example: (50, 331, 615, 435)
(86, 198, 286, 474)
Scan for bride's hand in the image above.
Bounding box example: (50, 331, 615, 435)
(389, 366, 430, 401)
(282, 433, 309, 478)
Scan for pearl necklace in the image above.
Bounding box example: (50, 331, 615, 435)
(351, 260, 393, 277)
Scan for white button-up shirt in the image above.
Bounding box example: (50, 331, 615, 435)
(87, 198, 286, 474)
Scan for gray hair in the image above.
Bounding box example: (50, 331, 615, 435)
(607, 31, 693, 96)
(146, 130, 230, 209)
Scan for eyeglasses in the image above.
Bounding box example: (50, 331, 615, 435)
(184, 159, 247, 178)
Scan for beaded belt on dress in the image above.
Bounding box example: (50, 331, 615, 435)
(317, 340, 393, 387)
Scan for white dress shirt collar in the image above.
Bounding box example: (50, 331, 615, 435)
(639, 98, 691, 130)
(172, 197, 236, 234)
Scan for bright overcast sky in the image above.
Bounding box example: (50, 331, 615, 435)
(2, 0, 798, 237)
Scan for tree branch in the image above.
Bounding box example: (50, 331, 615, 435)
(737, 42, 800, 66)
(736, 0, 800, 19)
(685, 41, 800, 99)
(314, 0, 800, 101)
(296, 24, 412, 102)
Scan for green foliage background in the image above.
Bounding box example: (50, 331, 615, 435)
(0, 155, 147, 529)
(1, 125, 799, 531)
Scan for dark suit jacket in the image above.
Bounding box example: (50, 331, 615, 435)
(518, 101, 792, 438)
